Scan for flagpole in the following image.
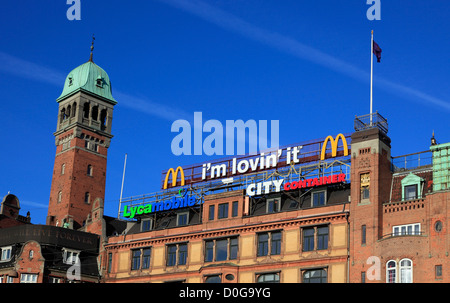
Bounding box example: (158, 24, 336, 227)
(370, 30, 374, 125)
(118, 153, 127, 218)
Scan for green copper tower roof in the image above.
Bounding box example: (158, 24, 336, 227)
(56, 60, 117, 104)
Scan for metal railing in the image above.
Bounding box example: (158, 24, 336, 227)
(379, 231, 425, 241)
(354, 111, 388, 134)
(391, 150, 432, 172)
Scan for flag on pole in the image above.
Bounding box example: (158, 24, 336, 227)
(373, 41, 382, 62)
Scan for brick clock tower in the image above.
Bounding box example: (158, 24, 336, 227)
(47, 43, 117, 229)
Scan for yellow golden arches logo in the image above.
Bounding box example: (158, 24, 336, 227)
(320, 133, 349, 161)
(163, 166, 185, 189)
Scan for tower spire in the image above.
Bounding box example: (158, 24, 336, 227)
(431, 130, 437, 146)
(89, 34, 95, 62)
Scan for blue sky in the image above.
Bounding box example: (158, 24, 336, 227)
(0, 0, 449, 225)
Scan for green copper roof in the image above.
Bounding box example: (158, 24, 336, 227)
(57, 60, 117, 104)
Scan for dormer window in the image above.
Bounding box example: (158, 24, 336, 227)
(62, 248, 80, 265)
(68, 77, 73, 86)
(96, 76, 103, 88)
(401, 173, 424, 201)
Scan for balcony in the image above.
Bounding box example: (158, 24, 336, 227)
(383, 197, 426, 214)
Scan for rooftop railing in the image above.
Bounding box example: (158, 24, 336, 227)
(354, 111, 388, 134)
(391, 150, 432, 172)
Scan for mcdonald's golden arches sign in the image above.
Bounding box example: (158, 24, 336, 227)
(163, 166, 185, 189)
(320, 133, 349, 160)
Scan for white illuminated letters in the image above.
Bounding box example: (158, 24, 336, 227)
(246, 179, 284, 197)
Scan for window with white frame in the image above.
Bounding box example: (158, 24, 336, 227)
(401, 173, 424, 201)
(392, 223, 421, 236)
(386, 260, 397, 283)
(386, 259, 413, 283)
(20, 274, 38, 283)
(399, 259, 413, 283)
(49, 277, 63, 283)
(63, 248, 80, 265)
(0, 246, 12, 261)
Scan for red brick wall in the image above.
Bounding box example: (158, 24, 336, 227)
(47, 132, 108, 229)
(16, 240, 45, 283)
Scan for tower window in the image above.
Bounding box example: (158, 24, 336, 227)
(96, 77, 103, 87)
(83, 103, 90, 119)
(57, 191, 62, 203)
(91, 106, 99, 121)
(100, 109, 107, 131)
(218, 203, 229, 219)
(61, 163, 65, 175)
(87, 165, 93, 176)
(60, 108, 66, 123)
(72, 102, 77, 118)
(360, 173, 370, 202)
(84, 192, 90, 204)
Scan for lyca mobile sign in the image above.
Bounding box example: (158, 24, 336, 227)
(123, 189, 201, 219)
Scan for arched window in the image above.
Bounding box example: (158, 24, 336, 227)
(100, 109, 107, 131)
(400, 259, 413, 283)
(386, 260, 397, 283)
(61, 163, 65, 175)
(60, 108, 66, 123)
(91, 106, 99, 121)
(57, 191, 62, 203)
(83, 102, 90, 119)
(72, 102, 77, 117)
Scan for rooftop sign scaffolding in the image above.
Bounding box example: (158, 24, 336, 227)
(117, 134, 352, 220)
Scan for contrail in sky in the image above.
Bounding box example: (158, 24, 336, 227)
(1, 1, 449, 113)
(158, 0, 450, 112)
(0, 51, 190, 122)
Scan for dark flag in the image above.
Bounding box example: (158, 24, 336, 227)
(373, 41, 382, 62)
